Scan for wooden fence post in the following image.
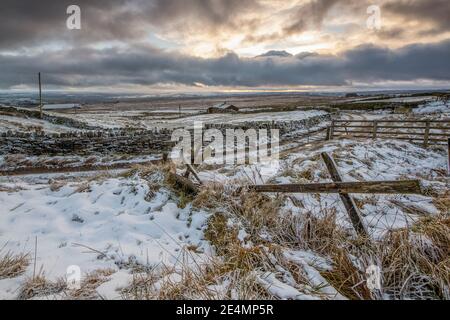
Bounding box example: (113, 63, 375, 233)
(372, 121, 378, 139)
(321, 152, 369, 238)
(329, 121, 335, 140)
(424, 120, 430, 148)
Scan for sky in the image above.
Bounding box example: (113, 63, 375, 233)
(0, 0, 450, 93)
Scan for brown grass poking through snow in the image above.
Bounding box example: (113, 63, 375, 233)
(228, 191, 284, 241)
(321, 247, 373, 300)
(69, 268, 116, 300)
(203, 211, 276, 273)
(432, 190, 450, 215)
(320, 214, 450, 300)
(0, 251, 30, 280)
(192, 183, 227, 209)
(18, 272, 66, 300)
(377, 215, 450, 299)
(17, 268, 116, 300)
(121, 251, 274, 300)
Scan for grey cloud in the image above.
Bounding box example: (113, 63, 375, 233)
(1, 40, 449, 89)
(146, 0, 259, 27)
(0, 0, 139, 48)
(384, 0, 450, 33)
(0, 0, 260, 49)
(282, 0, 354, 36)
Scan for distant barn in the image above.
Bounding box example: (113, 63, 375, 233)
(207, 102, 239, 114)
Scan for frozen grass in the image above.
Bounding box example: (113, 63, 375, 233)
(18, 273, 66, 300)
(0, 250, 30, 280)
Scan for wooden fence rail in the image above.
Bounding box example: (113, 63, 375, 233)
(247, 180, 423, 195)
(329, 119, 450, 147)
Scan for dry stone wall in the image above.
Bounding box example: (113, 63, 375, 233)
(204, 113, 331, 136)
(0, 129, 174, 156)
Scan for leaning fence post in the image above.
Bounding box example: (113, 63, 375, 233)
(321, 152, 369, 238)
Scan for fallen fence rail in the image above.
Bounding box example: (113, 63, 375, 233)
(246, 180, 423, 195)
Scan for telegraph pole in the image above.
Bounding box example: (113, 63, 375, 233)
(38, 72, 43, 118)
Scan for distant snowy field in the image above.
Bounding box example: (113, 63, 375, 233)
(413, 100, 450, 115)
(65, 109, 328, 130)
(0, 115, 77, 133)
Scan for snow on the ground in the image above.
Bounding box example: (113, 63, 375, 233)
(0, 172, 211, 299)
(356, 96, 436, 104)
(0, 154, 160, 172)
(165, 110, 328, 128)
(0, 115, 77, 133)
(413, 100, 450, 115)
(65, 109, 328, 130)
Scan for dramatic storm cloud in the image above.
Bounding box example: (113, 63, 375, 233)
(0, 0, 449, 90)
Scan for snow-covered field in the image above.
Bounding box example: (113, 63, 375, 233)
(413, 100, 450, 115)
(0, 169, 211, 299)
(0, 137, 448, 300)
(0, 154, 160, 173)
(64, 109, 328, 130)
(0, 100, 448, 300)
(0, 115, 77, 133)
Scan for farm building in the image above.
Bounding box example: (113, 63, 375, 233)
(42, 104, 82, 110)
(207, 102, 239, 114)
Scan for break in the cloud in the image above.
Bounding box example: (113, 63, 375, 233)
(0, 0, 449, 91)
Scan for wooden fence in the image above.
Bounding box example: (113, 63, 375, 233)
(328, 119, 450, 147)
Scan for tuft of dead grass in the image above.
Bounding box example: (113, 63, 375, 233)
(432, 191, 450, 214)
(68, 268, 116, 300)
(377, 217, 450, 300)
(18, 273, 66, 300)
(0, 251, 30, 280)
(121, 253, 273, 300)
